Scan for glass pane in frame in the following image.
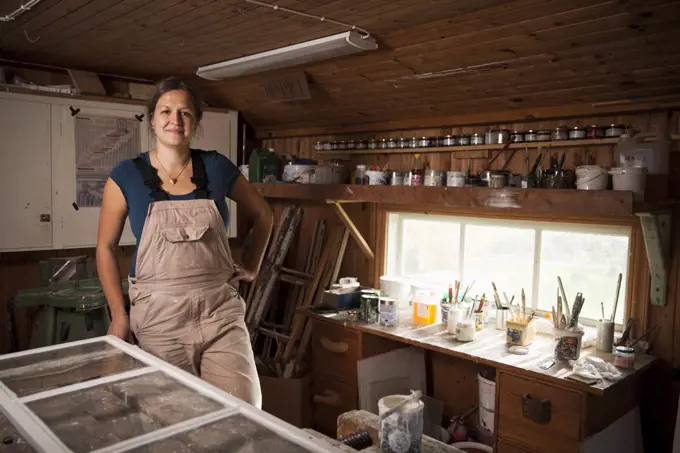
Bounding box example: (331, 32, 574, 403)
(127, 414, 320, 453)
(0, 341, 145, 397)
(0, 412, 38, 453)
(26, 371, 225, 453)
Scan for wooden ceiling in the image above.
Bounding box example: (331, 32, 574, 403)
(1, 0, 680, 134)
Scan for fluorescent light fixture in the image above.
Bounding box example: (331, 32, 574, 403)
(196, 30, 378, 80)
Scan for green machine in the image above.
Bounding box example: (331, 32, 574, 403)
(248, 147, 278, 183)
(12, 256, 128, 349)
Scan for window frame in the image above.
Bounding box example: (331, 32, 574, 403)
(377, 205, 638, 329)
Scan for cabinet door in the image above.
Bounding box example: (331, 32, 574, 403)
(190, 111, 239, 238)
(0, 97, 53, 251)
(52, 103, 147, 249)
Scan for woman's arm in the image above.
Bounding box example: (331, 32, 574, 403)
(96, 178, 130, 339)
(228, 175, 274, 283)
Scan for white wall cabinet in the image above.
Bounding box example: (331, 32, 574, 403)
(0, 91, 239, 253)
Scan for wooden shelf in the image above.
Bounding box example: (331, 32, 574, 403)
(315, 138, 620, 157)
(253, 183, 641, 217)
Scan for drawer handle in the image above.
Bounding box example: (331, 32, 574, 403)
(313, 389, 342, 406)
(320, 337, 349, 354)
(522, 393, 551, 424)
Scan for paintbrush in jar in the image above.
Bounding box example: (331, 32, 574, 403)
(491, 281, 502, 309)
(610, 273, 623, 323)
(454, 280, 460, 305)
(521, 288, 527, 323)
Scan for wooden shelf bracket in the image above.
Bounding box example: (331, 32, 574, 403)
(636, 210, 673, 306)
(329, 200, 375, 260)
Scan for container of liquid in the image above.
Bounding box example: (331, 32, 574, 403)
(614, 133, 669, 199)
(410, 284, 440, 325)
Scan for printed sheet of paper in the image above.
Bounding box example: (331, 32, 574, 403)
(75, 115, 141, 207)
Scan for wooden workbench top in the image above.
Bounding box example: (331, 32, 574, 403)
(304, 308, 656, 396)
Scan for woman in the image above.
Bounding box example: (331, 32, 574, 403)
(96, 76, 273, 408)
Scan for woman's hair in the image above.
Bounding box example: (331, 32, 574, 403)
(146, 76, 204, 124)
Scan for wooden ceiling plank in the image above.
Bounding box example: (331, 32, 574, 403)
(0, 0, 75, 38)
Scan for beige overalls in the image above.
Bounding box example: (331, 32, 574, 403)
(126, 151, 261, 408)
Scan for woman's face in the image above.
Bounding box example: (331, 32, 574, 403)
(151, 89, 198, 148)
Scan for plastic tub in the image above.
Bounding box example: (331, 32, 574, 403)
(378, 394, 424, 453)
(575, 165, 608, 190)
(379, 276, 411, 308)
(610, 166, 647, 202)
(554, 328, 585, 361)
(477, 373, 496, 411)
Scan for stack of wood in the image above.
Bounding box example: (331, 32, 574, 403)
(245, 205, 350, 379)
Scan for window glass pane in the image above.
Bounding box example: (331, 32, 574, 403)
(0, 341, 145, 397)
(27, 371, 224, 453)
(398, 216, 460, 284)
(0, 412, 38, 452)
(128, 414, 317, 453)
(538, 230, 629, 324)
(462, 224, 535, 303)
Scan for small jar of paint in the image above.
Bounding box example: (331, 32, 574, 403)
(613, 346, 635, 369)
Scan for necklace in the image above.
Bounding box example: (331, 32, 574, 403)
(155, 152, 190, 185)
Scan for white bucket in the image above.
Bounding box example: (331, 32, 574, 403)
(477, 373, 496, 411)
(610, 166, 647, 202)
(365, 170, 387, 185)
(479, 406, 495, 434)
(446, 171, 466, 187)
(380, 276, 411, 307)
(575, 165, 608, 190)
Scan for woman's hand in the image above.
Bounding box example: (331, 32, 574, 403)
(108, 315, 131, 342)
(229, 265, 256, 286)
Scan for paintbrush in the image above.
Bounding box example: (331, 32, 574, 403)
(521, 288, 527, 324)
(557, 276, 571, 320)
(491, 282, 502, 309)
(610, 273, 622, 323)
(601, 302, 605, 321)
(453, 280, 460, 305)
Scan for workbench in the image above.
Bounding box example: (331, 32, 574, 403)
(305, 308, 656, 453)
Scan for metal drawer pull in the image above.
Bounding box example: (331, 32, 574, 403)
(313, 389, 342, 406)
(522, 393, 551, 424)
(320, 337, 349, 353)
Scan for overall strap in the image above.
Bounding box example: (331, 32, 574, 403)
(132, 156, 170, 202)
(191, 150, 209, 200)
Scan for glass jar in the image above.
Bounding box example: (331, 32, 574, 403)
(552, 126, 569, 141)
(510, 131, 525, 143)
(409, 137, 419, 148)
(525, 130, 538, 142)
(367, 139, 378, 149)
(314, 141, 324, 151)
(386, 138, 396, 149)
(458, 134, 471, 146)
(569, 127, 586, 140)
(418, 137, 431, 148)
(471, 133, 485, 145)
(536, 130, 552, 141)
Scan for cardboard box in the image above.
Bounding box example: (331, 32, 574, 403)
(260, 373, 312, 428)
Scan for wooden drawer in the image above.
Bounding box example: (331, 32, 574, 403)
(498, 372, 582, 453)
(312, 372, 358, 436)
(496, 438, 541, 453)
(312, 321, 361, 386)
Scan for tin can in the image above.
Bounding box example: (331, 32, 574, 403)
(510, 131, 525, 143)
(569, 127, 586, 140)
(485, 129, 510, 145)
(418, 136, 431, 148)
(396, 137, 407, 148)
(338, 141, 347, 150)
(355, 140, 367, 150)
(551, 126, 569, 141)
(458, 134, 471, 145)
(330, 141, 338, 150)
(490, 174, 506, 188)
(386, 138, 396, 149)
(424, 169, 444, 186)
(388, 171, 405, 186)
(442, 134, 457, 146)
(536, 130, 552, 141)
(379, 297, 399, 327)
(367, 139, 378, 149)
(361, 294, 380, 324)
(586, 126, 604, 139)
(524, 130, 538, 142)
(605, 124, 626, 137)
(323, 141, 332, 150)
(409, 137, 419, 148)
(379, 138, 388, 149)
(347, 140, 356, 150)
(471, 133, 485, 145)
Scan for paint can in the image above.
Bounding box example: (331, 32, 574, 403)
(378, 395, 424, 453)
(446, 171, 466, 187)
(379, 297, 399, 327)
(361, 293, 381, 324)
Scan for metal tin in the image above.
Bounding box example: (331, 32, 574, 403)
(520, 174, 536, 188)
(322, 141, 332, 150)
(418, 136, 431, 147)
(485, 129, 511, 145)
(346, 140, 356, 150)
(458, 134, 471, 145)
(361, 294, 380, 324)
(409, 137, 419, 148)
(586, 125, 604, 139)
(314, 141, 324, 151)
(536, 130, 552, 141)
(424, 169, 444, 186)
(379, 297, 399, 327)
(330, 141, 338, 150)
(471, 133, 485, 145)
(510, 131, 525, 143)
(551, 126, 569, 141)
(489, 174, 506, 188)
(442, 134, 457, 146)
(379, 138, 388, 149)
(524, 130, 538, 142)
(388, 171, 405, 186)
(367, 139, 378, 149)
(355, 140, 367, 150)
(605, 124, 626, 137)
(337, 141, 347, 150)
(386, 138, 396, 149)
(396, 137, 407, 148)
(569, 127, 587, 140)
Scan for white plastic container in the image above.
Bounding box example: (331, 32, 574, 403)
(575, 165, 608, 190)
(380, 276, 412, 309)
(446, 171, 466, 187)
(479, 406, 495, 434)
(365, 170, 387, 185)
(610, 166, 648, 202)
(614, 133, 669, 175)
(447, 306, 464, 335)
(455, 319, 475, 342)
(477, 373, 496, 411)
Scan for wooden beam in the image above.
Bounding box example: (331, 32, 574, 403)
(331, 202, 375, 260)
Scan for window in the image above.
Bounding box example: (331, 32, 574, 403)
(385, 212, 630, 325)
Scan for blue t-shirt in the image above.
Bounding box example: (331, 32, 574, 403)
(109, 150, 240, 277)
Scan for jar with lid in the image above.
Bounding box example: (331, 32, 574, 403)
(418, 136, 431, 148)
(322, 141, 332, 150)
(379, 138, 388, 149)
(471, 133, 485, 145)
(569, 127, 586, 140)
(552, 126, 569, 141)
(485, 129, 510, 145)
(367, 139, 378, 149)
(536, 130, 552, 141)
(386, 138, 396, 149)
(347, 140, 356, 150)
(605, 124, 626, 138)
(613, 346, 635, 369)
(408, 137, 419, 148)
(330, 141, 338, 150)
(442, 135, 456, 146)
(396, 137, 407, 148)
(586, 126, 604, 139)
(410, 154, 424, 186)
(338, 141, 347, 150)
(458, 134, 471, 146)
(314, 141, 324, 151)
(510, 131, 525, 143)
(525, 130, 538, 142)
(424, 169, 444, 186)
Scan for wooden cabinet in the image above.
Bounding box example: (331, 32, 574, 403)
(0, 91, 239, 252)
